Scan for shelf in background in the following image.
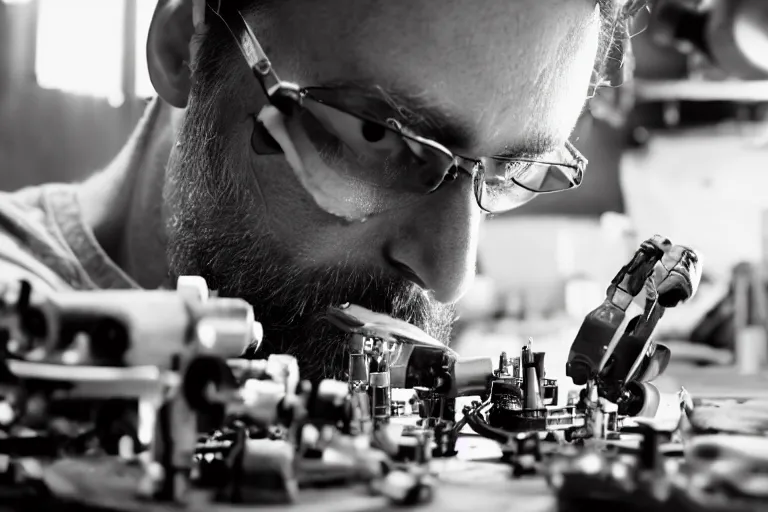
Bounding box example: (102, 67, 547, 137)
(634, 79, 768, 102)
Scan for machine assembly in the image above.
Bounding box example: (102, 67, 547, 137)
(0, 235, 763, 511)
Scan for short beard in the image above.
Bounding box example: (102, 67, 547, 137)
(164, 97, 456, 382)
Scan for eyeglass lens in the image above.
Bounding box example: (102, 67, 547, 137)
(276, 87, 578, 216)
(297, 92, 457, 194)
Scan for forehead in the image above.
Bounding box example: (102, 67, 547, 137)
(253, 0, 600, 154)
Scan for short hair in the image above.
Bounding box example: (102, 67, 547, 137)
(595, 0, 636, 87)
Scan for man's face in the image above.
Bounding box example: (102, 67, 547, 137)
(164, 0, 600, 379)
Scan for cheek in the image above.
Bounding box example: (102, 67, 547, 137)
(245, 141, 361, 261)
(249, 153, 316, 221)
(248, 144, 399, 266)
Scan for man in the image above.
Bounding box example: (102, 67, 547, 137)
(0, 0, 637, 380)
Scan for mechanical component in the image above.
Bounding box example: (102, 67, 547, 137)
(327, 306, 474, 457)
(566, 236, 701, 404)
(326, 304, 493, 398)
(0, 229, 713, 510)
(504, 432, 542, 478)
(0, 277, 389, 509)
(546, 421, 675, 511)
(371, 428, 435, 506)
(368, 339, 391, 429)
(478, 341, 584, 437)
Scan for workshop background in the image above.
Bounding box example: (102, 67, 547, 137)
(2, 0, 768, 393)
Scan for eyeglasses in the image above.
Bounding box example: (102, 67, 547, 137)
(211, 8, 587, 218)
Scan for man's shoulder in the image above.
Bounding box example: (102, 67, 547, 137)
(0, 184, 84, 290)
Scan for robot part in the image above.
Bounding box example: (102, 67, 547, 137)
(0, 277, 266, 505)
(0, 277, 395, 510)
(464, 340, 584, 442)
(566, 236, 702, 404)
(0, 230, 711, 510)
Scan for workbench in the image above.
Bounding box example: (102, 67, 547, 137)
(34, 376, 768, 512)
(39, 435, 557, 512)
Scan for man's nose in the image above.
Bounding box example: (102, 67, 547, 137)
(384, 179, 481, 303)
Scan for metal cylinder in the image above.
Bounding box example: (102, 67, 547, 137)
(533, 352, 545, 382)
(348, 335, 368, 391)
(498, 351, 508, 375)
(522, 346, 544, 411)
(638, 424, 661, 470)
(415, 430, 433, 464)
(510, 357, 521, 379)
(454, 356, 494, 395)
(621, 381, 661, 418)
(193, 297, 259, 358)
(369, 372, 391, 424)
(195, 316, 255, 358)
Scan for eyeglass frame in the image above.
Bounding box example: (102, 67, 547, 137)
(210, 7, 589, 214)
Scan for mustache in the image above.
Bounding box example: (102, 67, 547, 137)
(212, 256, 454, 336)
(194, 238, 456, 379)
(188, 228, 450, 326)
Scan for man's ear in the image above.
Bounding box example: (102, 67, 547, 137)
(147, 0, 198, 108)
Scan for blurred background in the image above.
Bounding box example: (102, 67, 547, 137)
(2, 0, 768, 393)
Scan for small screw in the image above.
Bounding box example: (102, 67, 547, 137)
(255, 59, 271, 75)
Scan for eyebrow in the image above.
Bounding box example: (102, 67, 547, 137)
(227, 9, 566, 160)
(315, 78, 560, 160)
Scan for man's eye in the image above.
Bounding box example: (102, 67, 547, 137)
(361, 121, 387, 143)
(344, 118, 405, 153)
(504, 160, 535, 179)
(301, 99, 441, 188)
(301, 99, 410, 159)
(334, 117, 423, 172)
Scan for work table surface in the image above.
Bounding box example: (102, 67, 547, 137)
(40, 436, 556, 512)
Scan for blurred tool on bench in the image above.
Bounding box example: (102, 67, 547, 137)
(688, 262, 768, 376)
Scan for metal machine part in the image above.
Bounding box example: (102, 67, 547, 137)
(0, 277, 397, 508)
(0, 226, 716, 511)
(486, 341, 567, 434)
(0, 276, 269, 504)
(326, 303, 495, 458)
(566, 236, 701, 404)
(371, 428, 435, 506)
(546, 421, 675, 511)
(0, 277, 260, 368)
(327, 304, 494, 398)
(194, 374, 377, 504)
(504, 432, 543, 478)
(327, 311, 593, 458)
(460, 340, 587, 449)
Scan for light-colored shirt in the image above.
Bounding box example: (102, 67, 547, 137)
(0, 102, 161, 292)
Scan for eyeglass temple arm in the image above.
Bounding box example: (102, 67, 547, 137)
(206, 5, 283, 95)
